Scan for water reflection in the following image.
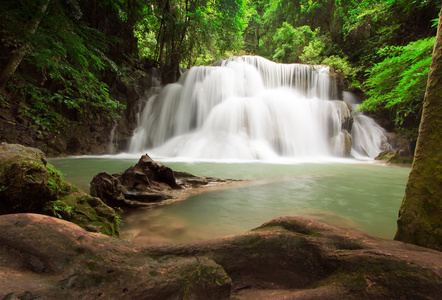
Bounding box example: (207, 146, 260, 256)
(50, 158, 410, 244)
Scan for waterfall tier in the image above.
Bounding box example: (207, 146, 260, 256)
(129, 56, 390, 161)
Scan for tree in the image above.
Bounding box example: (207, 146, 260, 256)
(394, 9, 442, 252)
(0, 0, 139, 130)
(0, 0, 50, 88)
(243, 0, 268, 54)
(136, 0, 248, 83)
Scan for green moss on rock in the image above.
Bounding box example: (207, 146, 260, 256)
(375, 151, 413, 164)
(0, 142, 120, 236)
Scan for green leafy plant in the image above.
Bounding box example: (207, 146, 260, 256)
(273, 23, 318, 63)
(50, 200, 75, 219)
(114, 207, 124, 226)
(359, 37, 435, 129)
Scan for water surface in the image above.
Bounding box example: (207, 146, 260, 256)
(50, 157, 410, 244)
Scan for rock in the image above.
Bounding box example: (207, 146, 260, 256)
(91, 154, 238, 208)
(0, 214, 232, 300)
(328, 101, 354, 157)
(375, 151, 413, 164)
(0, 214, 440, 299)
(0, 143, 120, 236)
(331, 129, 352, 157)
(384, 132, 416, 156)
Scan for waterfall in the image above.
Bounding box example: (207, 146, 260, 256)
(128, 56, 390, 161)
(343, 92, 392, 159)
(108, 121, 118, 154)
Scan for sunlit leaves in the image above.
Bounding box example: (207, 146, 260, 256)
(272, 23, 317, 63)
(360, 37, 435, 126)
(136, 0, 248, 69)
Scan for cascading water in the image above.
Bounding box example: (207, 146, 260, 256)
(343, 92, 392, 159)
(129, 56, 390, 161)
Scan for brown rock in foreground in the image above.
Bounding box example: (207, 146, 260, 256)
(1, 214, 440, 299)
(90, 154, 239, 209)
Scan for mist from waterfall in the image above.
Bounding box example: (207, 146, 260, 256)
(129, 56, 390, 161)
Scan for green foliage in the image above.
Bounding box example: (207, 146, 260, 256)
(0, 0, 131, 132)
(50, 200, 76, 219)
(300, 39, 325, 64)
(321, 55, 361, 90)
(114, 207, 124, 226)
(273, 23, 318, 63)
(136, 0, 248, 72)
(359, 37, 435, 128)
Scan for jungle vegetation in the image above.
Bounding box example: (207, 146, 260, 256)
(0, 0, 441, 140)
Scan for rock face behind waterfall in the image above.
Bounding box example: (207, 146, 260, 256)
(0, 214, 440, 299)
(90, 154, 237, 208)
(0, 143, 119, 236)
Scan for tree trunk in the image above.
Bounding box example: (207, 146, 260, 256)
(394, 9, 442, 251)
(0, 0, 51, 88)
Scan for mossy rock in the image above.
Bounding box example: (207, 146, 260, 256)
(0, 143, 119, 236)
(375, 151, 413, 164)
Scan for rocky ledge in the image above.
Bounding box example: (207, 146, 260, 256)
(90, 154, 240, 209)
(0, 213, 440, 299)
(375, 151, 413, 165)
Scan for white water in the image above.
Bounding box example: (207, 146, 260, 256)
(129, 56, 390, 161)
(108, 121, 118, 154)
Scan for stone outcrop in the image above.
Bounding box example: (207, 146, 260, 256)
(0, 143, 119, 236)
(375, 151, 413, 164)
(90, 154, 238, 208)
(328, 100, 354, 157)
(0, 214, 440, 299)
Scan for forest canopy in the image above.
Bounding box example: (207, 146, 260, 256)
(0, 0, 441, 141)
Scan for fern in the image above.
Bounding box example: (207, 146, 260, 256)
(359, 37, 435, 127)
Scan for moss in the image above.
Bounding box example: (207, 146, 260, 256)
(181, 258, 231, 299)
(232, 234, 261, 247)
(375, 151, 413, 164)
(0, 143, 121, 237)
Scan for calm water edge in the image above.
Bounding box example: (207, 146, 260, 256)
(49, 157, 410, 244)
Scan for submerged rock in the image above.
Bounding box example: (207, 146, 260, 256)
(0, 214, 440, 299)
(90, 154, 238, 208)
(0, 143, 119, 236)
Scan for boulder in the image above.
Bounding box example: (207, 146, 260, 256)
(90, 154, 238, 208)
(375, 151, 413, 164)
(0, 214, 440, 299)
(330, 129, 352, 157)
(0, 143, 119, 236)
